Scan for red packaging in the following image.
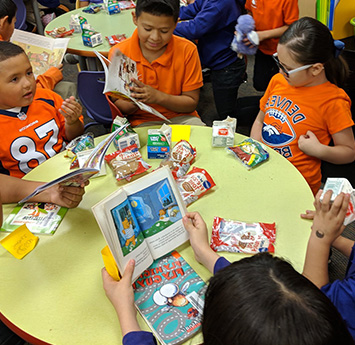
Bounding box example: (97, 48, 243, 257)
(176, 167, 215, 206)
(210, 217, 276, 254)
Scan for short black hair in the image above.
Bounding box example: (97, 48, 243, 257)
(203, 253, 354, 345)
(135, 0, 180, 22)
(0, 41, 26, 64)
(0, 0, 17, 24)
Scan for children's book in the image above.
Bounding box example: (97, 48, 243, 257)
(94, 50, 170, 122)
(134, 251, 206, 345)
(1, 202, 68, 235)
(92, 166, 189, 281)
(10, 29, 70, 78)
(19, 125, 128, 204)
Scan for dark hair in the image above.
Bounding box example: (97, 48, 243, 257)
(203, 253, 354, 345)
(0, 0, 17, 24)
(279, 17, 349, 88)
(0, 41, 26, 63)
(135, 0, 180, 22)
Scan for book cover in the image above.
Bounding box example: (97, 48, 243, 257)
(92, 166, 189, 281)
(1, 202, 68, 235)
(133, 251, 206, 345)
(94, 50, 170, 122)
(10, 29, 70, 78)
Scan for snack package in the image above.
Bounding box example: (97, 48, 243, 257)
(105, 144, 151, 181)
(118, 0, 136, 10)
(106, 34, 127, 46)
(227, 138, 269, 169)
(321, 178, 355, 226)
(210, 217, 276, 254)
(212, 116, 236, 147)
(45, 27, 74, 38)
(83, 4, 103, 13)
(159, 140, 196, 179)
(176, 167, 215, 206)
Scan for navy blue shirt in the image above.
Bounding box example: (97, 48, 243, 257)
(174, 0, 245, 70)
(321, 243, 355, 339)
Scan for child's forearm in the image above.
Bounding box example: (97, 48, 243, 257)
(250, 111, 264, 141)
(113, 99, 139, 115)
(155, 90, 199, 113)
(332, 236, 354, 258)
(115, 303, 141, 337)
(303, 231, 332, 288)
(65, 120, 84, 141)
(314, 144, 355, 164)
(257, 26, 289, 42)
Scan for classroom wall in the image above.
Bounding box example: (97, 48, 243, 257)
(298, 0, 316, 18)
(331, 1, 355, 39)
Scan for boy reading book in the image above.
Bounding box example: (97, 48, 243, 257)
(107, 0, 205, 127)
(102, 209, 354, 344)
(0, 41, 84, 178)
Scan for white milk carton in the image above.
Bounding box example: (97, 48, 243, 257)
(212, 116, 237, 147)
(321, 178, 355, 225)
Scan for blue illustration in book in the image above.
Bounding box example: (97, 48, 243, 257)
(133, 251, 206, 344)
(110, 178, 183, 256)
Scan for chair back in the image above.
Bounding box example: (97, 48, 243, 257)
(12, 0, 27, 30)
(77, 71, 115, 128)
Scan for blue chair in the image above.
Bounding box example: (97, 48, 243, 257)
(77, 71, 117, 131)
(12, 0, 27, 31)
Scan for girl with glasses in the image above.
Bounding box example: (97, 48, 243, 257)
(251, 17, 355, 195)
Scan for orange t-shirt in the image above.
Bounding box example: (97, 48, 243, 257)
(260, 73, 354, 194)
(108, 29, 203, 127)
(245, 0, 299, 55)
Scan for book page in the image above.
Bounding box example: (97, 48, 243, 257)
(11, 29, 69, 78)
(123, 166, 189, 259)
(95, 50, 170, 122)
(93, 189, 153, 281)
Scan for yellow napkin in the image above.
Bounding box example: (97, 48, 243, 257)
(0, 225, 38, 259)
(101, 245, 121, 281)
(171, 125, 191, 142)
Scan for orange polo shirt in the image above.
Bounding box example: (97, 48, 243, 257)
(246, 0, 299, 55)
(108, 29, 203, 127)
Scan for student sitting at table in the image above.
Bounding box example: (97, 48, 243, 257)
(302, 190, 355, 338)
(250, 17, 355, 195)
(101, 209, 354, 345)
(0, 0, 77, 100)
(107, 0, 205, 128)
(78, 0, 103, 8)
(0, 41, 84, 178)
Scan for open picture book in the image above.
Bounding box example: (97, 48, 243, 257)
(19, 125, 128, 204)
(92, 166, 189, 281)
(94, 50, 170, 122)
(11, 29, 70, 78)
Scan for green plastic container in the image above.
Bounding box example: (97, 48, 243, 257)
(351, 17, 355, 36)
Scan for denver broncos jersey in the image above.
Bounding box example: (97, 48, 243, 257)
(0, 88, 69, 178)
(260, 73, 354, 194)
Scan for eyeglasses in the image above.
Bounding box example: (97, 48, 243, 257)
(272, 53, 313, 78)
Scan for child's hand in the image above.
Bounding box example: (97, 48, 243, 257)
(183, 212, 220, 273)
(300, 209, 315, 220)
(311, 189, 350, 244)
(129, 78, 160, 104)
(60, 96, 82, 125)
(45, 181, 88, 208)
(298, 130, 322, 158)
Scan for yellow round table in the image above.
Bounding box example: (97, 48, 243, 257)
(0, 126, 314, 345)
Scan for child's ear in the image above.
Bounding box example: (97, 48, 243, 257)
(311, 63, 325, 77)
(0, 16, 9, 30)
(132, 11, 137, 26)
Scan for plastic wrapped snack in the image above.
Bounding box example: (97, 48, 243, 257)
(105, 144, 150, 181)
(46, 27, 74, 38)
(210, 217, 276, 254)
(176, 167, 215, 206)
(65, 133, 95, 168)
(227, 138, 269, 169)
(160, 140, 196, 179)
